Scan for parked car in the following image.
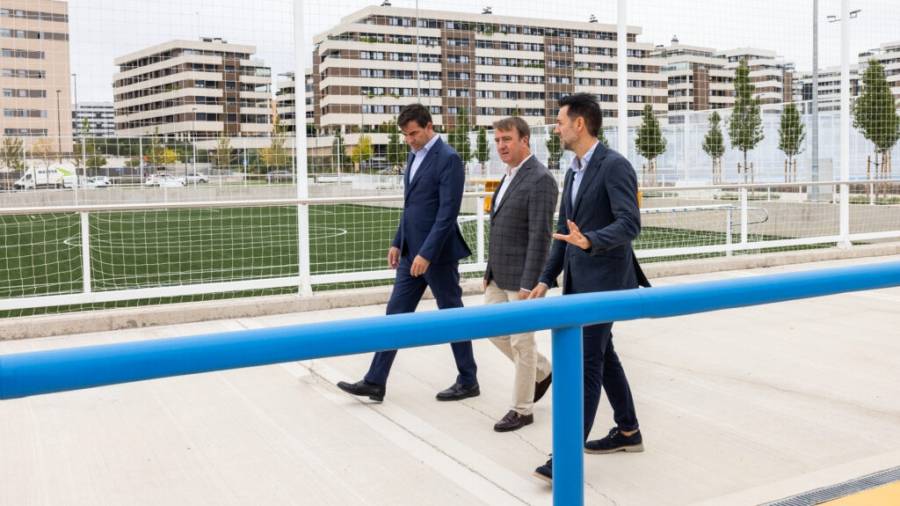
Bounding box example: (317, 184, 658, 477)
(144, 174, 185, 187)
(85, 176, 111, 188)
(185, 172, 209, 184)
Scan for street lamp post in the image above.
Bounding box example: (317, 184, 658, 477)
(829, 4, 858, 248)
(55, 89, 62, 162)
(72, 73, 78, 112)
(811, 0, 819, 200)
(191, 107, 198, 185)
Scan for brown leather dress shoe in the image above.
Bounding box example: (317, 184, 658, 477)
(493, 409, 534, 432)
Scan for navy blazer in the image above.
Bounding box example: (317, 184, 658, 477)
(538, 142, 650, 294)
(391, 136, 472, 264)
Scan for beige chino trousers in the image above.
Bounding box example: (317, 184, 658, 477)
(484, 281, 552, 415)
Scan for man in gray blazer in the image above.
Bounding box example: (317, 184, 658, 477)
(483, 117, 558, 432)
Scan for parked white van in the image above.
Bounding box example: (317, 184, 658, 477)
(12, 164, 77, 190)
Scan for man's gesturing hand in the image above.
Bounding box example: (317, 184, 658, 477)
(552, 220, 591, 250)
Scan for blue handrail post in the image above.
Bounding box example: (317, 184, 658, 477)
(551, 325, 584, 506)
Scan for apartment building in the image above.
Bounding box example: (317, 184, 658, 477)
(274, 70, 315, 134)
(0, 0, 73, 152)
(653, 39, 734, 120)
(311, 5, 667, 150)
(112, 37, 272, 140)
(858, 40, 900, 107)
(792, 66, 861, 114)
(721, 48, 793, 106)
(73, 101, 115, 137)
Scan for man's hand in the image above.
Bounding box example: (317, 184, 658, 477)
(517, 289, 531, 300)
(527, 282, 550, 299)
(387, 246, 400, 269)
(552, 220, 591, 250)
(410, 255, 431, 277)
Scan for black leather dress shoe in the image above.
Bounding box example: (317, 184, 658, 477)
(493, 410, 534, 432)
(534, 373, 552, 402)
(435, 382, 480, 401)
(533, 457, 552, 484)
(336, 380, 385, 402)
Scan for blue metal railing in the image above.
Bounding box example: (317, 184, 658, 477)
(2, 261, 900, 505)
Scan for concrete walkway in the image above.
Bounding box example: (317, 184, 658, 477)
(1, 256, 899, 506)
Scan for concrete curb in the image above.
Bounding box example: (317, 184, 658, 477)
(3, 242, 899, 341)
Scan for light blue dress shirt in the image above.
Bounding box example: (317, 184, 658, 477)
(570, 141, 600, 207)
(408, 134, 440, 182)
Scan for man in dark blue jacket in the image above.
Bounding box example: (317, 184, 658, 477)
(528, 94, 651, 483)
(338, 104, 478, 403)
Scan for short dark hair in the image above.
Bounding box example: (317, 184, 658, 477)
(559, 93, 602, 138)
(397, 103, 433, 129)
(492, 116, 531, 142)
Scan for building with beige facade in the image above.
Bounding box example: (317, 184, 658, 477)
(311, 5, 667, 152)
(720, 47, 794, 106)
(792, 65, 861, 114)
(112, 37, 273, 140)
(653, 40, 734, 121)
(1, 0, 73, 153)
(274, 70, 314, 135)
(858, 41, 900, 108)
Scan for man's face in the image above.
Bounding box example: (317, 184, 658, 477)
(555, 106, 580, 151)
(494, 128, 530, 166)
(400, 121, 434, 152)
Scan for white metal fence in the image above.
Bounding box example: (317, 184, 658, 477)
(2, 178, 898, 314)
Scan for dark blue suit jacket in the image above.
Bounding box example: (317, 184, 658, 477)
(539, 143, 650, 294)
(392, 136, 472, 264)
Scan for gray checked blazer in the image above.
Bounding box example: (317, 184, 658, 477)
(484, 155, 560, 291)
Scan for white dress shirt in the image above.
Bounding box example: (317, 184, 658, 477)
(494, 154, 533, 208)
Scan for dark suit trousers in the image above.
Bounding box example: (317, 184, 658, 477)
(583, 322, 639, 441)
(364, 256, 477, 387)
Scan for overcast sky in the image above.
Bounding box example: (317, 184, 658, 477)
(67, 0, 898, 103)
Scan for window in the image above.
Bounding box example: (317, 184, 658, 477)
(0, 28, 68, 41)
(0, 48, 45, 59)
(1, 68, 45, 78)
(5, 128, 48, 136)
(2, 88, 46, 98)
(4, 108, 47, 118)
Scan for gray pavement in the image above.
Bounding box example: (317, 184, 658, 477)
(1, 256, 899, 506)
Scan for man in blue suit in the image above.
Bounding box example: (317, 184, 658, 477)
(337, 104, 479, 402)
(528, 94, 651, 483)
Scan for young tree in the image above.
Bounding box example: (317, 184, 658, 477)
(260, 116, 292, 172)
(72, 119, 108, 174)
(350, 134, 374, 171)
(853, 59, 900, 186)
(31, 138, 55, 170)
(778, 103, 805, 182)
(703, 111, 726, 183)
(212, 134, 234, 171)
(385, 123, 407, 173)
(634, 104, 667, 186)
(728, 58, 764, 182)
(545, 130, 563, 170)
(146, 128, 168, 170)
(448, 109, 472, 164)
(599, 128, 610, 148)
(0, 137, 24, 173)
(331, 129, 351, 174)
(475, 126, 490, 172)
